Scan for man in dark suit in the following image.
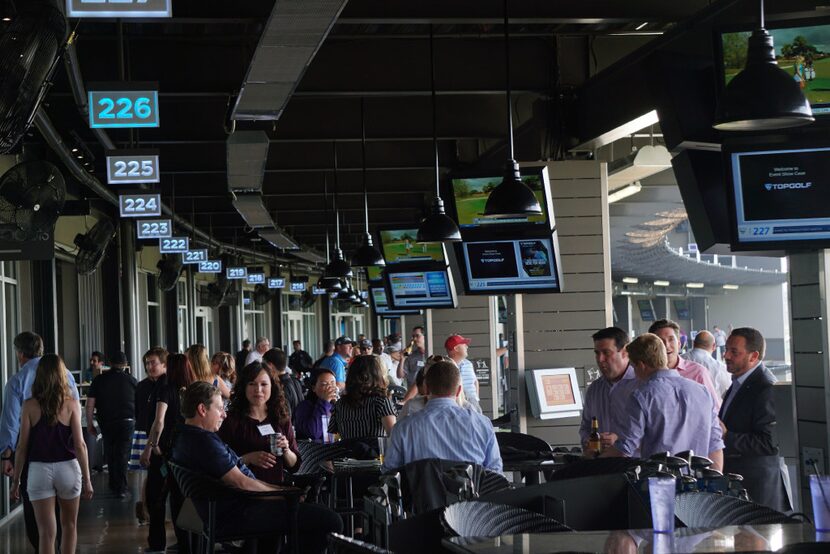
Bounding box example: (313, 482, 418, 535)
(721, 327, 792, 512)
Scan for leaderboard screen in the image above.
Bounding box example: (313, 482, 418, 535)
(386, 270, 455, 309)
(370, 287, 419, 316)
(460, 238, 561, 294)
(731, 146, 830, 246)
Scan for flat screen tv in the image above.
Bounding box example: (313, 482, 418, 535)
(727, 143, 830, 249)
(457, 236, 563, 295)
(638, 300, 656, 322)
(718, 19, 830, 116)
(369, 286, 420, 317)
(377, 227, 446, 265)
(673, 300, 691, 319)
(366, 265, 384, 284)
(385, 269, 457, 310)
(448, 165, 554, 235)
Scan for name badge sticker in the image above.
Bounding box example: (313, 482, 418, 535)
(257, 424, 276, 436)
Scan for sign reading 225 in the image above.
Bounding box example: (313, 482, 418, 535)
(88, 86, 160, 128)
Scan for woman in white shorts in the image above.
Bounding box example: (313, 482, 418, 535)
(11, 354, 94, 554)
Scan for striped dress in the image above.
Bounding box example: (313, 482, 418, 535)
(327, 394, 396, 439)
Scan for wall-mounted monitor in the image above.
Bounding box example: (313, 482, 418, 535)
(369, 286, 420, 317)
(637, 300, 656, 321)
(673, 300, 691, 319)
(525, 367, 583, 420)
(447, 165, 554, 237)
(727, 143, 830, 249)
(456, 236, 564, 295)
(378, 227, 446, 266)
(718, 20, 830, 117)
(366, 265, 384, 284)
(385, 269, 457, 310)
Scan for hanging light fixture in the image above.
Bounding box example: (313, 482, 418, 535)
(417, 26, 462, 243)
(483, 0, 542, 218)
(0, 0, 16, 22)
(323, 142, 353, 279)
(351, 98, 387, 266)
(317, 174, 343, 292)
(713, 0, 813, 131)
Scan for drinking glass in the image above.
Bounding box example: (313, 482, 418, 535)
(810, 475, 830, 531)
(648, 477, 676, 533)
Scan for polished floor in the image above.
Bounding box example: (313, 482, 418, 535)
(0, 470, 176, 553)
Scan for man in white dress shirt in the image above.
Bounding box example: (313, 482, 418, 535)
(682, 330, 731, 397)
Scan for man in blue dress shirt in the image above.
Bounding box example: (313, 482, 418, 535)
(383, 360, 502, 473)
(0, 332, 79, 550)
(318, 336, 352, 391)
(579, 327, 639, 452)
(601, 333, 724, 470)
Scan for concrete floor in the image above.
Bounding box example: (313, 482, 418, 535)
(0, 470, 176, 553)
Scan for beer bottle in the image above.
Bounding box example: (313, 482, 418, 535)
(588, 416, 602, 453)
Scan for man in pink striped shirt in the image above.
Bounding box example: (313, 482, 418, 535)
(648, 319, 722, 411)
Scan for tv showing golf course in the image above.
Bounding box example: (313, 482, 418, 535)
(721, 22, 830, 114)
(378, 228, 445, 265)
(451, 168, 549, 228)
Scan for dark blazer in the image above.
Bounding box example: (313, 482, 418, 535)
(719, 363, 791, 512)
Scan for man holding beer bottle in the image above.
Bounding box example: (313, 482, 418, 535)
(399, 326, 426, 401)
(580, 327, 639, 455)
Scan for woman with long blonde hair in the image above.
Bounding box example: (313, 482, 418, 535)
(11, 354, 93, 554)
(187, 344, 230, 399)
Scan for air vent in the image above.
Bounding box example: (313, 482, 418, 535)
(227, 131, 269, 192)
(259, 226, 300, 250)
(291, 248, 326, 264)
(232, 193, 274, 228)
(231, 0, 348, 121)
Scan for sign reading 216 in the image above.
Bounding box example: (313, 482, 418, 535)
(88, 89, 160, 129)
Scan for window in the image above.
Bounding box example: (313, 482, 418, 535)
(177, 280, 189, 353)
(242, 288, 269, 345)
(0, 261, 20, 519)
(146, 273, 161, 348)
(281, 292, 320, 356)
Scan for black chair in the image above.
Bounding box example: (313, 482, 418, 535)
(290, 440, 352, 503)
(479, 470, 511, 497)
(674, 491, 795, 528)
(777, 543, 830, 554)
(441, 500, 572, 537)
(397, 458, 482, 515)
(548, 457, 643, 481)
(497, 432, 555, 484)
(329, 532, 394, 553)
(168, 461, 303, 554)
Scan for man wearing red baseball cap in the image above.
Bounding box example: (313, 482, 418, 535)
(445, 334, 482, 413)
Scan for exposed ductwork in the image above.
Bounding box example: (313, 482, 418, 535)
(231, 0, 348, 121)
(259, 226, 300, 250)
(227, 131, 269, 192)
(232, 193, 275, 229)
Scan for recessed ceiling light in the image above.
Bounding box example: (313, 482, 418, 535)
(686, 282, 704, 289)
(653, 280, 670, 286)
(723, 284, 739, 290)
(635, 22, 648, 31)
(622, 277, 638, 284)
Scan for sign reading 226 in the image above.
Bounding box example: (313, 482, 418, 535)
(88, 88, 160, 128)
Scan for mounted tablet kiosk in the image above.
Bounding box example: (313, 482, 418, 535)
(525, 368, 583, 420)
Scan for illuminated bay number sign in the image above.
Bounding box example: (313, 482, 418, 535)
(159, 237, 189, 253)
(268, 278, 285, 289)
(89, 85, 159, 129)
(136, 219, 171, 239)
(119, 194, 161, 218)
(107, 150, 160, 184)
(67, 0, 172, 18)
(247, 273, 265, 285)
(198, 260, 222, 273)
(227, 267, 247, 280)
(182, 250, 208, 264)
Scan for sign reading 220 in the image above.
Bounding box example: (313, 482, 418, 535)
(88, 88, 159, 129)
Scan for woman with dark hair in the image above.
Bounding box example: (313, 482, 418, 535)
(11, 354, 93, 554)
(293, 368, 337, 441)
(218, 362, 300, 484)
(328, 355, 396, 439)
(141, 353, 195, 553)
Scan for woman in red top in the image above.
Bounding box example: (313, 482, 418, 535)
(218, 361, 300, 484)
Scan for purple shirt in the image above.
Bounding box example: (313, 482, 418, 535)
(292, 397, 333, 442)
(615, 369, 724, 458)
(579, 365, 640, 444)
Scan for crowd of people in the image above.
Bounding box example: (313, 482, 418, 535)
(0, 318, 790, 553)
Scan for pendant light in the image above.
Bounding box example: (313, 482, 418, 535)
(483, 0, 542, 218)
(318, 174, 343, 292)
(713, 0, 813, 131)
(323, 142, 353, 279)
(351, 98, 387, 266)
(416, 26, 462, 243)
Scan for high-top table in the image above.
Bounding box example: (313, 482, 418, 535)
(443, 523, 829, 553)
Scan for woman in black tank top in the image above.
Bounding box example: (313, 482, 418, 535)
(11, 354, 93, 554)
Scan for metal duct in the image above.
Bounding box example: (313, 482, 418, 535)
(227, 131, 269, 192)
(232, 193, 275, 228)
(259, 226, 300, 250)
(231, 0, 347, 121)
(290, 248, 327, 264)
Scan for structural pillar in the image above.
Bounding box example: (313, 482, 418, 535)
(31, 260, 59, 353)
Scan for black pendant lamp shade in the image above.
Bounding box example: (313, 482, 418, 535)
(484, 159, 542, 217)
(351, 99, 387, 266)
(352, 232, 385, 267)
(713, 3, 813, 131)
(417, 196, 461, 242)
(325, 246, 352, 279)
(318, 274, 342, 293)
(416, 26, 462, 243)
(482, 1, 542, 218)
